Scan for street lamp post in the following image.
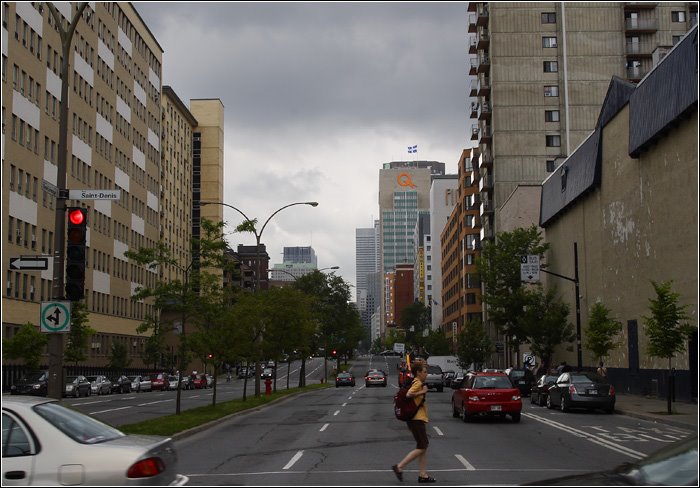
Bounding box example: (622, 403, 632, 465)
(45, 2, 90, 400)
(270, 266, 339, 282)
(199, 200, 318, 395)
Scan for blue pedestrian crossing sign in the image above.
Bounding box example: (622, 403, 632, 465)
(40, 301, 71, 333)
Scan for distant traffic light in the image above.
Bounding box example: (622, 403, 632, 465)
(65, 207, 87, 301)
(207, 354, 213, 359)
(331, 349, 337, 358)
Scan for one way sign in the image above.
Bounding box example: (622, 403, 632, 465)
(9, 256, 49, 270)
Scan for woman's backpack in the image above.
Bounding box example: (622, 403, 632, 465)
(393, 385, 425, 421)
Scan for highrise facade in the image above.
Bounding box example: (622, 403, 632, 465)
(355, 225, 378, 329)
(468, 2, 697, 241)
(2, 3, 223, 371)
(282, 246, 317, 266)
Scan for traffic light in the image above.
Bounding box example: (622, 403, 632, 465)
(331, 349, 337, 358)
(65, 207, 87, 301)
(207, 354, 213, 359)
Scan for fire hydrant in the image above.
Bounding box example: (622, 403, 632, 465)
(265, 378, 272, 395)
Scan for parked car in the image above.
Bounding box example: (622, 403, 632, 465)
(425, 365, 444, 392)
(205, 374, 214, 387)
(109, 375, 132, 394)
(128, 375, 152, 392)
(63, 375, 91, 398)
(525, 434, 697, 486)
(86, 375, 112, 395)
(10, 371, 49, 396)
(237, 367, 254, 379)
(148, 372, 168, 391)
(335, 372, 356, 387)
(1, 396, 188, 485)
(167, 375, 179, 391)
(178, 374, 191, 390)
(260, 368, 274, 379)
(442, 370, 456, 388)
(546, 371, 615, 413)
(451, 371, 522, 423)
(505, 367, 537, 397)
(191, 373, 208, 389)
(530, 374, 560, 406)
(364, 369, 387, 387)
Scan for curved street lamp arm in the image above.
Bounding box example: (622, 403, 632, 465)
(259, 202, 317, 237)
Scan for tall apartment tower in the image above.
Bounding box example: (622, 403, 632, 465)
(468, 2, 697, 238)
(356, 226, 378, 329)
(2, 3, 224, 371)
(283, 246, 317, 266)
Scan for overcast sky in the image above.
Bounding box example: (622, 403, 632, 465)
(136, 2, 468, 300)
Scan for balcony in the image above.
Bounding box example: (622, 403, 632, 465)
(477, 75, 491, 96)
(477, 32, 490, 50)
(480, 225, 494, 241)
(469, 57, 478, 75)
(626, 66, 648, 81)
(471, 124, 479, 141)
(624, 18, 658, 32)
(479, 125, 492, 144)
(478, 54, 490, 73)
(479, 149, 493, 170)
(468, 37, 478, 54)
(471, 147, 480, 162)
(470, 101, 478, 119)
(625, 41, 653, 57)
(467, 2, 478, 13)
(479, 173, 493, 193)
(469, 79, 478, 97)
(482, 198, 494, 214)
(478, 100, 491, 120)
(476, 6, 489, 26)
(468, 13, 477, 32)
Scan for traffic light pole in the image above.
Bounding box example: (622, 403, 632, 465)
(46, 3, 90, 400)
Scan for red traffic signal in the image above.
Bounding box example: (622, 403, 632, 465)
(65, 207, 87, 301)
(331, 349, 337, 357)
(207, 354, 213, 359)
(68, 208, 85, 225)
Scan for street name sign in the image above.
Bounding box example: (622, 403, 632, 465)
(69, 189, 121, 200)
(520, 255, 540, 283)
(42, 179, 59, 197)
(40, 301, 71, 333)
(9, 256, 49, 270)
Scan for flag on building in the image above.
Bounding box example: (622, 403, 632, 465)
(407, 145, 418, 153)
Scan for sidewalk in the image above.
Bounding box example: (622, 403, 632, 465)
(614, 392, 698, 431)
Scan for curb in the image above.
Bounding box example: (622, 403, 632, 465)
(615, 408, 697, 431)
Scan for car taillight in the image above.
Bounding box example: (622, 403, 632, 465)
(127, 457, 165, 478)
(569, 385, 578, 395)
(609, 385, 615, 396)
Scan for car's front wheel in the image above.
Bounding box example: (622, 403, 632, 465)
(560, 395, 569, 412)
(461, 403, 471, 423)
(546, 394, 554, 409)
(511, 413, 521, 423)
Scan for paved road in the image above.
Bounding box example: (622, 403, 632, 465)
(172, 357, 695, 486)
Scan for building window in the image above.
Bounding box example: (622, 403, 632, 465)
(545, 110, 560, 122)
(541, 12, 556, 23)
(672, 35, 683, 45)
(546, 159, 556, 172)
(543, 61, 558, 72)
(671, 11, 686, 22)
(546, 135, 561, 147)
(542, 36, 558, 48)
(544, 85, 559, 97)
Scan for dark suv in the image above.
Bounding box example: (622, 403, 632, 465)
(506, 368, 536, 397)
(10, 371, 49, 396)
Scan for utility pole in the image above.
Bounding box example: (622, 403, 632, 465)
(46, 2, 90, 400)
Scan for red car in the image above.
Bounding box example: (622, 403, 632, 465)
(191, 373, 208, 389)
(147, 372, 168, 391)
(451, 371, 522, 423)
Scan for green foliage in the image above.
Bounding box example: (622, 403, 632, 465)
(643, 281, 695, 366)
(456, 320, 493, 370)
(2, 322, 48, 370)
(520, 285, 575, 367)
(107, 342, 132, 370)
(64, 301, 96, 365)
(400, 302, 431, 349)
(423, 328, 452, 356)
(476, 225, 549, 348)
(585, 301, 623, 362)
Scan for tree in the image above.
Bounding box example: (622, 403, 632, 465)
(64, 301, 96, 365)
(107, 342, 132, 370)
(477, 225, 549, 358)
(3, 322, 48, 370)
(456, 320, 493, 371)
(643, 280, 695, 414)
(423, 328, 452, 356)
(520, 286, 575, 371)
(400, 302, 431, 351)
(584, 301, 623, 363)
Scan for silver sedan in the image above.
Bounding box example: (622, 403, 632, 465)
(1, 396, 188, 486)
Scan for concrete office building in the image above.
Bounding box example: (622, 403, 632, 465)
(2, 3, 223, 371)
(355, 225, 379, 329)
(428, 174, 459, 330)
(282, 246, 317, 266)
(467, 2, 697, 241)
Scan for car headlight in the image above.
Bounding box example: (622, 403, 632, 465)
(467, 395, 480, 401)
(32, 384, 41, 389)
(66, 385, 74, 390)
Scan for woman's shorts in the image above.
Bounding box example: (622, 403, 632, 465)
(407, 420, 429, 449)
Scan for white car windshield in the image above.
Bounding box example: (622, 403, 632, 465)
(34, 402, 125, 444)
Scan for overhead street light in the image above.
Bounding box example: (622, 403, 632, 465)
(270, 266, 340, 282)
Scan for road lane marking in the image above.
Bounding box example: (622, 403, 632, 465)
(283, 451, 304, 470)
(455, 455, 476, 470)
(433, 426, 444, 436)
(333, 410, 340, 416)
(70, 400, 109, 406)
(138, 399, 174, 406)
(89, 406, 132, 415)
(523, 413, 646, 459)
(342, 402, 347, 407)
(320, 423, 329, 432)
